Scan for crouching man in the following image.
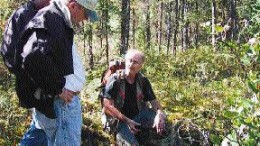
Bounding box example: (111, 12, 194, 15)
(103, 49, 167, 146)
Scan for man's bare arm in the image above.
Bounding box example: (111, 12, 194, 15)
(103, 98, 127, 122)
(103, 98, 140, 133)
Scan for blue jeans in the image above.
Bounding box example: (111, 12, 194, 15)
(116, 108, 157, 146)
(20, 124, 48, 146)
(20, 96, 82, 146)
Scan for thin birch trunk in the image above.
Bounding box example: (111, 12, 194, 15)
(212, 0, 216, 51)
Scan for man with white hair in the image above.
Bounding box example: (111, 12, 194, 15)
(103, 49, 167, 145)
(17, 0, 98, 145)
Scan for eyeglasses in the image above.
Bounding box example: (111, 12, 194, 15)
(127, 59, 141, 66)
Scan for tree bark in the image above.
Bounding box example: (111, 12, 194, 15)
(230, 0, 237, 40)
(181, 0, 185, 51)
(132, 7, 136, 49)
(145, 0, 151, 50)
(155, 0, 159, 45)
(184, 1, 189, 50)
(172, 0, 179, 55)
(104, 0, 109, 65)
(88, 25, 94, 69)
(158, 1, 164, 53)
(166, 1, 173, 54)
(212, 0, 216, 51)
(100, 0, 104, 51)
(120, 0, 131, 55)
(83, 28, 86, 62)
(194, 1, 199, 48)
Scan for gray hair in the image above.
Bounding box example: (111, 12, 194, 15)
(125, 49, 145, 64)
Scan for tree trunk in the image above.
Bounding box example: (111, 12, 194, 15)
(230, 0, 237, 40)
(120, 0, 131, 55)
(184, 0, 189, 50)
(104, 0, 109, 65)
(155, 0, 159, 45)
(158, 1, 163, 53)
(212, 0, 216, 51)
(100, 1, 103, 51)
(166, 1, 173, 54)
(132, 7, 136, 49)
(224, 1, 232, 40)
(172, 0, 179, 55)
(83, 28, 86, 64)
(88, 25, 94, 69)
(145, 0, 151, 50)
(181, 0, 185, 51)
(194, 1, 199, 48)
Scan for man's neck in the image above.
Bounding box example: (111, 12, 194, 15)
(126, 74, 136, 84)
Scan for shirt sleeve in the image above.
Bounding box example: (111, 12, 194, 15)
(22, 30, 65, 95)
(142, 77, 156, 101)
(64, 43, 85, 92)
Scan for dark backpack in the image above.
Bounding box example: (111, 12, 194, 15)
(1, 1, 37, 74)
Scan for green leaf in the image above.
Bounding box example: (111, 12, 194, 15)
(248, 81, 259, 93)
(241, 100, 252, 109)
(244, 117, 253, 124)
(223, 110, 239, 119)
(233, 119, 241, 127)
(227, 97, 235, 105)
(210, 134, 222, 144)
(241, 57, 251, 65)
(215, 25, 224, 33)
(243, 138, 256, 145)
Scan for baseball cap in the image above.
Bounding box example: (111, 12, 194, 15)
(75, 0, 99, 22)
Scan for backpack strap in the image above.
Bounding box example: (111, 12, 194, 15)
(136, 72, 148, 111)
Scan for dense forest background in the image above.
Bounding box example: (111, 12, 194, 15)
(0, 0, 260, 145)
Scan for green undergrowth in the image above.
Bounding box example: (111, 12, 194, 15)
(0, 46, 259, 145)
(0, 60, 30, 145)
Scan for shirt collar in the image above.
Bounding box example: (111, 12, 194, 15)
(52, 0, 73, 28)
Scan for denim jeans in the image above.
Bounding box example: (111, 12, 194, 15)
(116, 108, 157, 146)
(20, 96, 82, 146)
(20, 124, 48, 146)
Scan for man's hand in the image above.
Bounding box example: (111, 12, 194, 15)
(153, 110, 166, 135)
(126, 118, 141, 134)
(59, 88, 75, 104)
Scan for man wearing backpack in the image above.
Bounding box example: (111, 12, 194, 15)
(1, 0, 50, 145)
(18, 0, 99, 145)
(103, 49, 167, 145)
